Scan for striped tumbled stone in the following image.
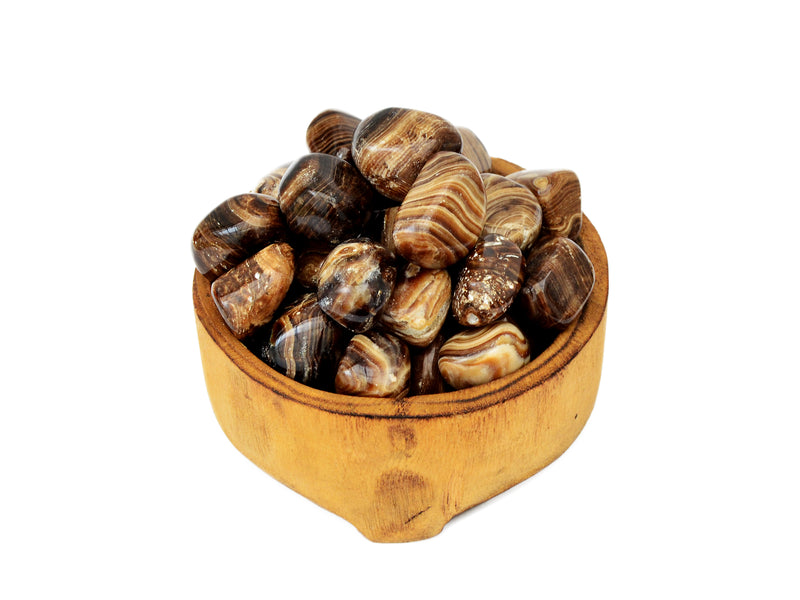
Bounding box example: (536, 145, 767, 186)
(392, 151, 486, 269)
(352, 107, 462, 202)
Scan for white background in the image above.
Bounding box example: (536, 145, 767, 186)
(2, 1, 798, 598)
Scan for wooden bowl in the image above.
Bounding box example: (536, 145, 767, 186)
(193, 158, 609, 542)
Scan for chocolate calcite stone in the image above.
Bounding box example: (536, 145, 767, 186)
(409, 333, 446, 396)
(335, 331, 410, 398)
(210, 242, 295, 339)
(452, 234, 525, 327)
(265, 292, 346, 385)
(438, 321, 531, 390)
(279, 153, 374, 243)
(253, 163, 290, 197)
(481, 173, 542, 252)
(507, 169, 582, 240)
(192, 193, 288, 280)
(515, 237, 595, 329)
(352, 107, 462, 202)
(380, 264, 451, 347)
(392, 151, 486, 269)
(316, 240, 396, 333)
(457, 126, 492, 173)
(306, 109, 360, 163)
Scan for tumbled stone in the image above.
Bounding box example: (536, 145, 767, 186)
(452, 234, 525, 327)
(192, 193, 288, 280)
(392, 151, 486, 269)
(438, 321, 531, 390)
(507, 169, 582, 240)
(263, 292, 346, 385)
(352, 107, 462, 202)
(380, 264, 451, 346)
(457, 126, 491, 173)
(481, 173, 542, 252)
(316, 240, 396, 333)
(515, 237, 595, 329)
(306, 109, 360, 163)
(279, 153, 374, 243)
(253, 163, 290, 197)
(409, 333, 446, 396)
(335, 331, 410, 397)
(210, 242, 295, 339)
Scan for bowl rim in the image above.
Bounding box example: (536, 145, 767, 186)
(193, 158, 609, 419)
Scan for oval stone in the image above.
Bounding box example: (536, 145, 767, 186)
(481, 173, 542, 252)
(392, 151, 486, 269)
(458, 126, 492, 173)
(352, 107, 462, 202)
(335, 331, 411, 398)
(306, 109, 360, 163)
(210, 242, 295, 339)
(452, 234, 525, 327)
(438, 321, 531, 390)
(253, 163, 290, 197)
(380, 264, 451, 347)
(507, 169, 582, 240)
(316, 240, 396, 333)
(264, 292, 346, 385)
(515, 237, 595, 329)
(279, 153, 374, 243)
(192, 193, 288, 280)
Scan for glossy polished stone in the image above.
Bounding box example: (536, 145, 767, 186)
(306, 109, 360, 163)
(481, 173, 542, 252)
(210, 242, 295, 339)
(294, 243, 331, 289)
(507, 169, 582, 240)
(379, 264, 451, 347)
(515, 237, 595, 329)
(438, 321, 531, 390)
(316, 240, 396, 333)
(392, 151, 486, 269)
(457, 126, 491, 173)
(335, 331, 411, 397)
(352, 107, 462, 202)
(452, 234, 525, 327)
(192, 193, 288, 280)
(265, 292, 346, 385)
(279, 153, 374, 243)
(253, 163, 290, 197)
(409, 333, 446, 396)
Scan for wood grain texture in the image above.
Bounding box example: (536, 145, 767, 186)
(193, 157, 608, 542)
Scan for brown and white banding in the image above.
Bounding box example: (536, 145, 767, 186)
(266, 292, 345, 385)
(380, 265, 451, 347)
(507, 169, 582, 240)
(306, 109, 360, 163)
(457, 126, 491, 173)
(352, 107, 462, 202)
(438, 321, 531, 390)
(192, 193, 288, 280)
(253, 163, 290, 196)
(451, 234, 525, 328)
(316, 240, 396, 333)
(409, 333, 446, 396)
(481, 173, 542, 252)
(515, 236, 595, 329)
(335, 331, 411, 398)
(210, 242, 295, 339)
(392, 151, 486, 269)
(278, 153, 374, 243)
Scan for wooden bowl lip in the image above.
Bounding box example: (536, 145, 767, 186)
(193, 158, 609, 419)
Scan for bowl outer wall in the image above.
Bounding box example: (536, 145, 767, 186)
(193, 158, 608, 542)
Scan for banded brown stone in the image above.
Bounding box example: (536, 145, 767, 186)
(392, 151, 486, 269)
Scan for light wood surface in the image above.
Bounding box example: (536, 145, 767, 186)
(193, 158, 609, 542)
